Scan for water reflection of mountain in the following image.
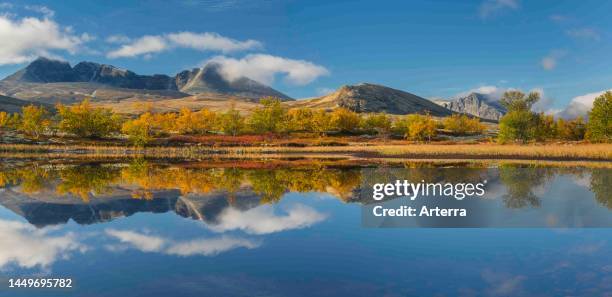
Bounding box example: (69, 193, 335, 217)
(0, 187, 263, 227)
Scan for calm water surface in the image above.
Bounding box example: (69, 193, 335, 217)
(0, 161, 610, 297)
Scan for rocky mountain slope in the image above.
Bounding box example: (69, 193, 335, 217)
(436, 92, 506, 121)
(289, 83, 453, 116)
(1, 57, 292, 103)
(0, 94, 46, 113)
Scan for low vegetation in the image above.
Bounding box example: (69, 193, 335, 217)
(0, 92, 609, 152)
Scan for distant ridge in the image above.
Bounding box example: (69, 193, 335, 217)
(289, 83, 453, 116)
(436, 92, 506, 121)
(0, 94, 51, 113)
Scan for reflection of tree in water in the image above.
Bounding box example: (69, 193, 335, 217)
(56, 165, 121, 202)
(590, 169, 612, 209)
(248, 168, 362, 204)
(0, 165, 54, 194)
(0, 162, 364, 204)
(498, 166, 555, 209)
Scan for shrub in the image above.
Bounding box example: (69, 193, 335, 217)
(362, 113, 392, 136)
(19, 105, 50, 139)
(442, 114, 485, 135)
(122, 113, 154, 146)
(249, 97, 287, 134)
(176, 108, 217, 135)
(57, 99, 121, 138)
(330, 108, 361, 133)
(218, 106, 245, 136)
(395, 114, 437, 141)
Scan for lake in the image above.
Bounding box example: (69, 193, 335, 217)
(0, 160, 611, 296)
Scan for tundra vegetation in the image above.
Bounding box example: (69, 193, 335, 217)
(0, 93, 609, 148)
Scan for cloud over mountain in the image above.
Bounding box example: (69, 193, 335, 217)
(557, 89, 611, 119)
(106, 32, 262, 58)
(206, 54, 329, 85)
(0, 14, 90, 65)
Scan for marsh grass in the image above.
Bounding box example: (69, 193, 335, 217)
(0, 143, 610, 161)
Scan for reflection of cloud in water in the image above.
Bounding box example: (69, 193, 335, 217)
(166, 237, 260, 256)
(105, 229, 165, 252)
(569, 241, 606, 255)
(0, 219, 85, 269)
(571, 173, 592, 188)
(208, 203, 327, 235)
(105, 229, 260, 256)
(481, 269, 526, 296)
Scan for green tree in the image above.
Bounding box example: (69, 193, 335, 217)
(498, 110, 538, 143)
(249, 97, 287, 133)
(362, 113, 392, 136)
(585, 91, 611, 142)
(497, 91, 541, 143)
(500, 90, 540, 112)
(57, 99, 121, 138)
(218, 105, 245, 136)
(19, 105, 50, 139)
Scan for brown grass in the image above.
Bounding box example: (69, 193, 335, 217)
(0, 143, 610, 162)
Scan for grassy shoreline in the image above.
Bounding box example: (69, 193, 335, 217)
(0, 143, 610, 162)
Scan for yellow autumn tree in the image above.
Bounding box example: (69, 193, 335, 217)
(121, 112, 154, 146)
(176, 108, 217, 135)
(57, 99, 121, 138)
(330, 108, 361, 133)
(19, 105, 50, 139)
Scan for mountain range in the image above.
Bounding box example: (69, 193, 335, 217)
(0, 57, 506, 120)
(0, 57, 291, 104)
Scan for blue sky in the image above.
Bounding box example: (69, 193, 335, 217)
(0, 0, 610, 113)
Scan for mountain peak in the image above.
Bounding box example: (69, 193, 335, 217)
(292, 83, 452, 115)
(4, 57, 74, 83)
(438, 92, 506, 121)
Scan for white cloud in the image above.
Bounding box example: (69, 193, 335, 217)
(105, 34, 131, 44)
(0, 219, 86, 269)
(24, 5, 55, 18)
(106, 31, 261, 59)
(105, 229, 260, 256)
(566, 28, 601, 41)
(106, 35, 168, 59)
(206, 54, 329, 85)
(456, 85, 511, 101)
(0, 14, 90, 65)
(207, 203, 327, 235)
(166, 32, 262, 53)
(540, 50, 567, 71)
(557, 89, 611, 119)
(479, 0, 519, 18)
